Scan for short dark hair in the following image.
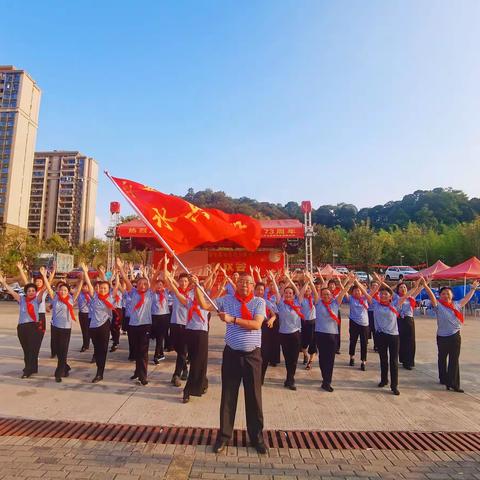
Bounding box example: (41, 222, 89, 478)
(56, 281, 69, 291)
(395, 282, 406, 294)
(178, 273, 189, 280)
(379, 286, 393, 296)
(439, 286, 453, 295)
(24, 283, 37, 294)
(327, 279, 338, 287)
(284, 286, 295, 294)
(255, 282, 265, 289)
(98, 281, 110, 288)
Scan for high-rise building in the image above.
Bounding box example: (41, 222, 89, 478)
(28, 151, 98, 245)
(0, 66, 41, 233)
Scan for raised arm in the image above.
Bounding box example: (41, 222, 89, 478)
(80, 264, 94, 297)
(267, 271, 281, 304)
(421, 277, 437, 308)
(304, 272, 319, 303)
(39, 266, 55, 299)
(284, 271, 300, 298)
(337, 277, 354, 304)
(0, 272, 21, 302)
(354, 279, 373, 303)
(116, 257, 133, 291)
(459, 280, 479, 308)
(16, 261, 29, 286)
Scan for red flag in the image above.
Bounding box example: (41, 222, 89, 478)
(110, 176, 261, 254)
(206, 209, 262, 252)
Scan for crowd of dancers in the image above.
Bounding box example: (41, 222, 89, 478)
(0, 258, 476, 404)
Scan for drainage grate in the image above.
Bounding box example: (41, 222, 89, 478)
(0, 417, 478, 451)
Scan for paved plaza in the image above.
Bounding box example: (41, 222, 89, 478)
(0, 303, 479, 479)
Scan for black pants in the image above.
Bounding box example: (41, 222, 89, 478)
(51, 325, 71, 380)
(126, 320, 134, 359)
(121, 308, 129, 332)
(170, 323, 188, 378)
(219, 345, 263, 445)
(316, 332, 338, 386)
(151, 313, 171, 358)
(79, 312, 91, 350)
(349, 320, 368, 361)
(129, 324, 151, 382)
(437, 332, 461, 390)
(398, 316, 415, 367)
(279, 331, 301, 385)
(110, 308, 122, 346)
(368, 311, 377, 348)
(301, 321, 317, 354)
(184, 329, 208, 397)
(89, 320, 110, 377)
(17, 322, 43, 375)
(260, 318, 280, 383)
(376, 332, 399, 389)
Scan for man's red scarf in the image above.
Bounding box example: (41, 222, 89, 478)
(98, 293, 114, 310)
(188, 299, 205, 323)
(83, 292, 92, 304)
(439, 300, 464, 323)
(157, 289, 166, 305)
(322, 300, 340, 325)
(380, 301, 399, 317)
(234, 292, 254, 320)
(57, 294, 76, 321)
(284, 300, 305, 319)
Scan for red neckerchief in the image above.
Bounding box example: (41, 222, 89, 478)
(373, 293, 380, 302)
(157, 289, 165, 304)
(187, 299, 205, 323)
(305, 294, 313, 310)
(98, 293, 114, 310)
(322, 300, 340, 325)
(134, 292, 145, 311)
(234, 292, 254, 320)
(332, 287, 341, 297)
(284, 300, 305, 319)
(26, 297, 37, 322)
(439, 300, 464, 324)
(398, 293, 416, 310)
(353, 296, 369, 310)
(84, 292, 91, 304)
(57, 294, 76, 321)
(178, 287, 192, 298)
(380, 301, 399, 316)
(267, 290, 274, 300)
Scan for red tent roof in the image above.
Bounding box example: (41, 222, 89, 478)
(431, 257, 480, 280)
(404, 260, 450, 280)
(116, 218, 304, 242)
(317, 264, 346, 279)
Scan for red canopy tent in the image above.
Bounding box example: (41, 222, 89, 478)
(317, 264, 346, 279)
(431, 257, 480, 280)
(404, 260, 450, 280)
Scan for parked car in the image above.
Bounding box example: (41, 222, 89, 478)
(384, 266, 418, 281)
(66, 268, 99, 280)
(335, 266, 349, 275)
(0, 282, 24, 301)
(355, 271, 372, 283)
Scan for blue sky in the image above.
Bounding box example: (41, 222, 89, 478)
(2, 1, 480, 236)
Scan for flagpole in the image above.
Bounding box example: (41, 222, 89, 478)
(105, 170, 219, 312)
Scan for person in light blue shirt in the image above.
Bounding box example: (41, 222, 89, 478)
(0, 274, 42, 378)
(196, 272, 267, 455)
(41, 267, 81, 383)
(356, 280, 412, 396)
(423, 278, 479, 393)
(269, 271, 304, 391)
(314, 279, 350, 393)
(300, 280, 317, 370)
(117, 258, 156, 386)
(342, 273, 372, 371)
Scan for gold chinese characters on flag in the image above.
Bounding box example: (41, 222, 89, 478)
(111, 176, 261, 254)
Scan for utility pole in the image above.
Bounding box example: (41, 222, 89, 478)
(301, 201, 314, 272)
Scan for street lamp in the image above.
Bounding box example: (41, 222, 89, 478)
(332, 251, 338, 267)
(400, 254, 404, 266)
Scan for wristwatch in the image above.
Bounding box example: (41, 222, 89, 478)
(233, 317, 237, 324)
